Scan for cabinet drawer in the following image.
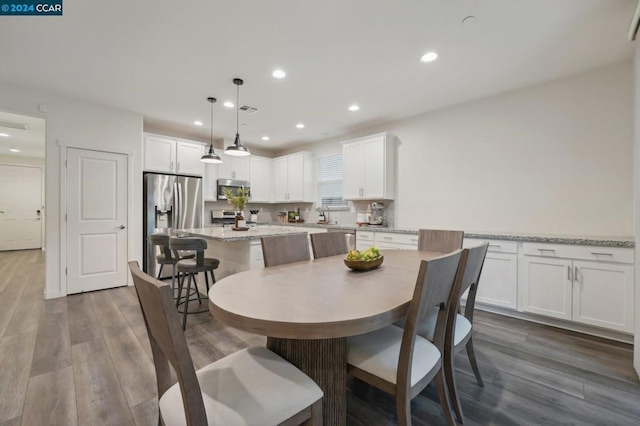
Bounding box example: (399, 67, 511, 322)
(375, 242, 417, 251)
(522, 243, 634, 264)
(356, 231, 375, 242)
(375, 232, 419, 246)
(464, 238, 517, 254)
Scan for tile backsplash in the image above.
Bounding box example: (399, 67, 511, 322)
(205, 199, 394, 227)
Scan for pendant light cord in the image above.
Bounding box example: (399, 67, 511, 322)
(210, 99, 214, 151)
(236, 83, 240, 137)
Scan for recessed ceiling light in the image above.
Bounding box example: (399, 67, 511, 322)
(262, 136, 270, 141)
(9, 148, 21, 152)
(420, 51, 438, 63)
(348, 105, 360, 111)
(296, 123, 305, 129)
(194, 121, 203, 126)
(0, 133, 9, 137)
(223, 101, 234, 108)
(272, 70, 286, 79)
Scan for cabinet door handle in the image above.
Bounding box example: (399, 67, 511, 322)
(170, 161, 174, 170)
(574, 266, 579, 283)
(177, 162, 180, 171)
(567, 265, 572, 281)
(537, 248, 556, 254)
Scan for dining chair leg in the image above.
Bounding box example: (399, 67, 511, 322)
(182, 273, 192, 330)
(176, 272, 185, 308)
(444, 348, 464, 424)
(435, 369, 456, 426)
(156, 264, 164, 280)
(310, 399, 323, 425)
(171, 263, 176, 295)
(395, 391, 411, 426)
(466, 335, 483, 387)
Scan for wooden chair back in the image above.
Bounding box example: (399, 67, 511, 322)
(128, 261, 207, 425)
(170, 237, 207, 267)
(261, 234, 310, 267)
(417, 229, 464, 253)
(397, 249, 467, 389)
(149, 232, 173, 261)
(310, 232, 349, 259)
(452, 243, 488, 324)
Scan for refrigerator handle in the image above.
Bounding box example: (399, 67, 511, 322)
(172, 182, 179, 229)
(176, 181, 183, 230)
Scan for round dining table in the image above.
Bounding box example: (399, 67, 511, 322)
(208, 249, 442, 426)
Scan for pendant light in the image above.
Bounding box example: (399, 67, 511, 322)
(201, 97, 223, 163)
(225, 78, 251, 157)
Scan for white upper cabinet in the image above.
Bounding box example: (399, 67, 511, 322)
(176, 141, 204, 176)
(144, 134, 204, 176)
(249, 156, 273, 203)
(343, 132, 395, 200)
(273, 152, 314, 202)
(203, 163, 218, 201)
(144, 135, 176, 174)
(217, 148, 250, 181)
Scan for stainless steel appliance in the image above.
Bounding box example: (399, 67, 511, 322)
(368, 202, 387, 226)
(211, 209, 258, 226)
(143, 172, 203, 277)
(217, 178, 251, 201)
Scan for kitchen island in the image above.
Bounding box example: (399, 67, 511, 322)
(176, 226, 312, 280)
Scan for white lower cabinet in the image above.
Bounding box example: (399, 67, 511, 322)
(520, 243, 634, 333)
(463, 239, 518, 310)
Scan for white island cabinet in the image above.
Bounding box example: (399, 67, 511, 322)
(343, 132, 395, 200)
(520, 243, 634, 333)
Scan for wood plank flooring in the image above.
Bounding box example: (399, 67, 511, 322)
(1, 249, 639, 425)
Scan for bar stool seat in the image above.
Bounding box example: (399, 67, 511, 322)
(170, 237, 220, 330)
(175, 257, 220, 273)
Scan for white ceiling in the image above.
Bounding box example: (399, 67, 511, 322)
(0, 0, 635, 150)
(0, 112, 45, 159)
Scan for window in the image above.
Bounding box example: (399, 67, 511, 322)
(317, 154, 348, 208)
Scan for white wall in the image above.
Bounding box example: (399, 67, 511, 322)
(280, 61, 634, 236)
(633, 45, 640, 376)
(0, 81, 143, 299)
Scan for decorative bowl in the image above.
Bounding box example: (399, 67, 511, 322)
(344, 255, 384, 271)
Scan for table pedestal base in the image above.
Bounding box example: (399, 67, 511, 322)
(267, 337, 346, 426)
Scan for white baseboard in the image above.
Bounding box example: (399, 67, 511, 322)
(44, 291, 62, 300)
(473, 303, 634, 344)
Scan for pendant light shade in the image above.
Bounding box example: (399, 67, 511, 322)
(225, 78, 251, 157)
(201, 97, 223, 164)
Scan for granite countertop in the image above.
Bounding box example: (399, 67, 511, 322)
(177, 226, 308, 242)
(275, 223, 634, 248)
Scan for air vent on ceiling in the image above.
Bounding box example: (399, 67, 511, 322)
(0, 120, 29, 130)
(238, 105, 258, 115)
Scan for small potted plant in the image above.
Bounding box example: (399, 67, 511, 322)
(222, 187, 250, 229)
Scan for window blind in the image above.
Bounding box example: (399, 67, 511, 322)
(318, 155, 347, 208)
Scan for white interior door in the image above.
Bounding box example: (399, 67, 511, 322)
(0, 165, 42, 251)
(67, 148, 128, 294)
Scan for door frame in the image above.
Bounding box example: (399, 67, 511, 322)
(59, 143, 135, 297)
(0, 161, 45, 252)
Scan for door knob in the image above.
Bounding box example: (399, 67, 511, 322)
(117, 225, 126, 229)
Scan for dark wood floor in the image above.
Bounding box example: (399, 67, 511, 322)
(1, 249, 639, 425)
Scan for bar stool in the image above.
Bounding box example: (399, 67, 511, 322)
(169, 237, 220, 330)
(148, 233, 195, 295)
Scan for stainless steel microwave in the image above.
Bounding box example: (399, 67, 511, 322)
(217, 179, 251, 201)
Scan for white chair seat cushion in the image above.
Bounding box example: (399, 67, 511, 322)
(418, 310, 472, 347)
(346, 325, 441, 386)
(159, 346, 323, 426)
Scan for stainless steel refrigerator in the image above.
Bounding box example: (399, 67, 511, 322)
(143, 172, 203, 277)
